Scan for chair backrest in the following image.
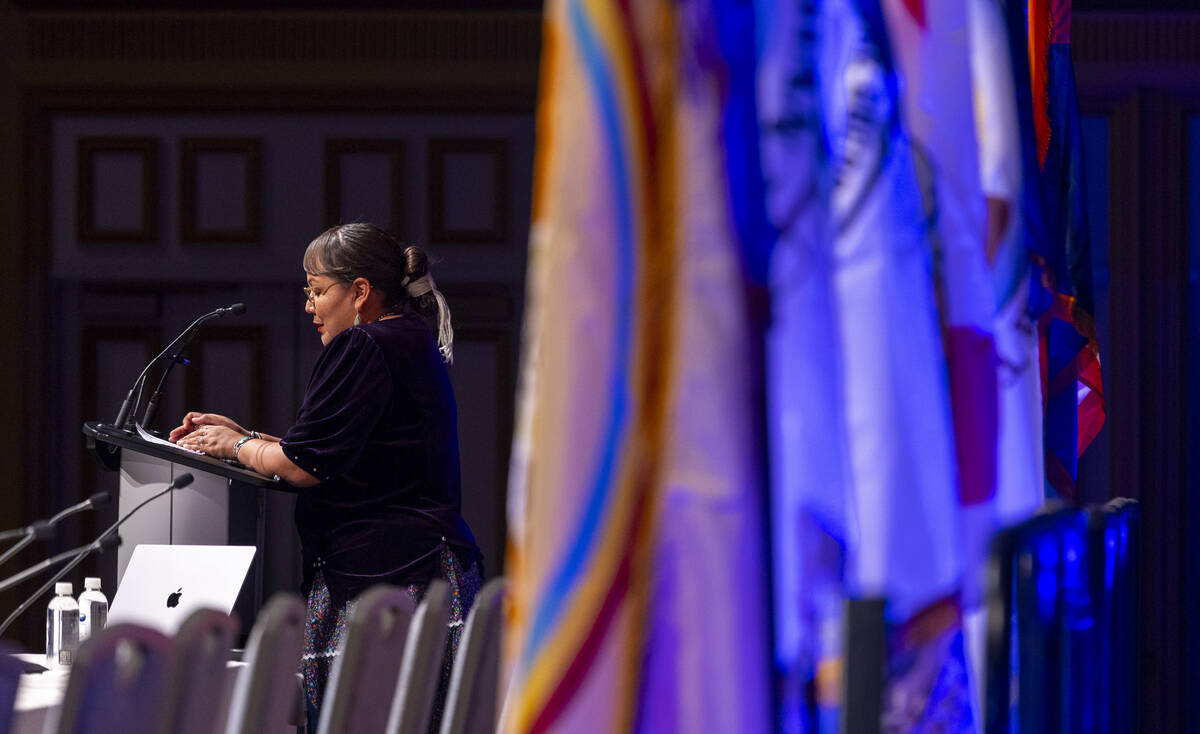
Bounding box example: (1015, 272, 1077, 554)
(385, 579, 450, 734)
(53, 623, 175, 734)
(985, 509, 1079, 734)
(223, 593, 305, 734)
(438, 577, 507, 734)
(1087, 498, 1140, 734)
(157, 608, 239, 734)
(316, 585, 416, 734)
(0, 645, 26, 734)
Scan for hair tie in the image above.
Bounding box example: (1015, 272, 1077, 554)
(405, 273, 454, 363)
(406, 273, 436, 297)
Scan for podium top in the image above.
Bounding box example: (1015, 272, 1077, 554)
(83, 422, 291, 491)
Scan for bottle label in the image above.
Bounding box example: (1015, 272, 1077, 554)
(81, 600, 107, 640)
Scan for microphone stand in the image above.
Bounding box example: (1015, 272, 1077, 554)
(0, 535, 122, 595)
(0, 492, 111, 569)
(112, 303, 246, 431)
(139, 355, 188, 431)
(0, 473, 193, 638)
(0, 522, 50, 545)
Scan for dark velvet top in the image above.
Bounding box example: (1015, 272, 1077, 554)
(280, 314, 479, 600)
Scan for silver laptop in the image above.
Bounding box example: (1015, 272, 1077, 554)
(108, 544, 256, 633)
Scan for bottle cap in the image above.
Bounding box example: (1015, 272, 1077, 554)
(55, 582, 72, 595)
(84, 577, 101, 590)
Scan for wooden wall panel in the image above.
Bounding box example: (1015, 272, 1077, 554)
(324, 138, 406, 234)
(1074, 16, 1200, 725)
(76, 136, 158, 243)
(428, 138, 510, 245)
(180, 137, 262, 244)
(79, 326, 161, 593)
(5, 5, 536, 654)
(183, 326, 268, 434)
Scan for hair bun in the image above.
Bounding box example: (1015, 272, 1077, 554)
(403, 245, 429, 284)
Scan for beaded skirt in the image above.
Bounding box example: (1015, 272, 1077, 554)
(300, 546, 483, 732)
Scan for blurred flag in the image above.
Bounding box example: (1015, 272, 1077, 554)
(879, 0, 997, 509)
(969, 0, 1045, 531)
(963, 0, 1047, 720)
(1025, 0, 1105, 502)
(503, 1, 770, 732)
(873, 0, 997, 713)
(758, 0, 846, 729)
(765, 0, 977, 728)
(851, 0, 983, 728)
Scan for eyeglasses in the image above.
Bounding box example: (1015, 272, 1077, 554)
(303, 281, 349, 304)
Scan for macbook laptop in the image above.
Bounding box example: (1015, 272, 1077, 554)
(108, 544, 256, 633)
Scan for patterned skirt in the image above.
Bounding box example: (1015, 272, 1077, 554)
(300, 546, 483, 732)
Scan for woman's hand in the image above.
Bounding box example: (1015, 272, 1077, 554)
(168, 412, 246, 443)
(174, 424, 245, 460)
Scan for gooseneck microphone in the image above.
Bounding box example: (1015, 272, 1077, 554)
(0, 535, 122, 595)
(0, 522, 51, 545)
(112, 303, 247, 431)
(0, 491, 111, 569)
(0, 472, 193, 637)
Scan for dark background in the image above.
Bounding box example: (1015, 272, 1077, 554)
(1, 1, 1198, 731)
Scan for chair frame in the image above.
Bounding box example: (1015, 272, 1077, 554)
(438, 577, 507, 734)
(54, 623, 175, 734)
(386, 579, 450, 734)
(223, 593, 306, 734)
(316, 585, 416, 734)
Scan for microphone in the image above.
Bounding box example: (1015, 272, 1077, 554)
(0, 535, 122, 638)
(138, 304, 247, 428)
(0, 535, 122, 595)
(0, 472, 193, 637)
(0, 522, 51, 545)
(111, 303, 247, 430)
(0, 492, 112, 568)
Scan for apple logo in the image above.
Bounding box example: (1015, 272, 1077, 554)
(166, 588, 183, 608)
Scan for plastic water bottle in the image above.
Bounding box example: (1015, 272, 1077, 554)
(77, 576, 108, 642)
(46, 582, 79, 669)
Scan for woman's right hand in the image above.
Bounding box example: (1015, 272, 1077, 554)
(168, 412, 246, 443)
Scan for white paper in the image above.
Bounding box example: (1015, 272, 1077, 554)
(136, 423, 205, 455)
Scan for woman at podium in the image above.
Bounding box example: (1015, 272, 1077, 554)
(169, 223, 482, 729)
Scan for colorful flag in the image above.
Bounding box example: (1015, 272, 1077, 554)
(503, 1, 770, 732)
(872, 0, 1000, 711)
(841, 0, 979, 727)
(758, 0, 846, 729)
(966, 0, 1045, 546)
(764, 0, 979, 728)
(1025, 0, 1105, 502)
(963, 0, 1047, 719)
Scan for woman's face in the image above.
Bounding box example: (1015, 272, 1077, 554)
(305, 272, 355, 346)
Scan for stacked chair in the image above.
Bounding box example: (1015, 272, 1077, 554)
(386, 581, 450, 733)
(315, 585, 419, 733)
(53, 624, 176, 734)
(48, 596, 303, 734)
(223, 594, 306, 734)
(984, 499, 1140, 734)
(161, 610, 241, 734)
(321, 577, 510, 734)
(438, 578, 508, 734)
(6, 575, 510, 734)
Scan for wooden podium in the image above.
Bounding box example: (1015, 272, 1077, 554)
(82, 421, 292, 625)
